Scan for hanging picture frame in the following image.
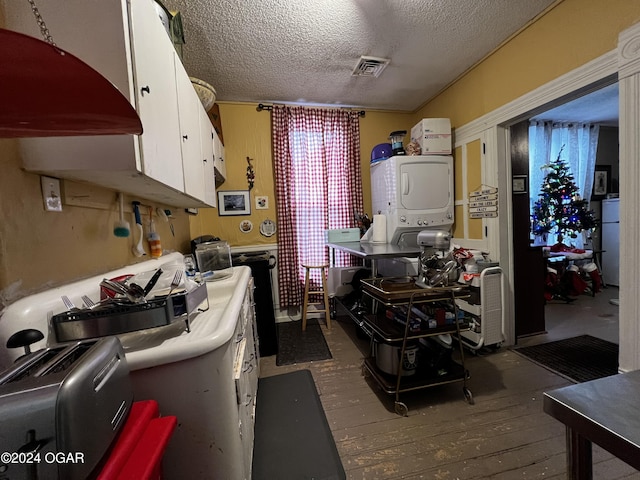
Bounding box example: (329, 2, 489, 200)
(218, 190, 251, 216)
(512, 175, 528, 194)
(592, 165, 611, 200)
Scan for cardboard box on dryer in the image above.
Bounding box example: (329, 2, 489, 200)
(411, 118, 452, 154)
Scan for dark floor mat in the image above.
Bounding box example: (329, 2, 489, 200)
(252, 369, 346, 480)
(276, 318, 332, 366)
(513, 334, 618, 383)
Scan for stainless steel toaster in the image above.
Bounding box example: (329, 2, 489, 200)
(0, 336, 132, 480)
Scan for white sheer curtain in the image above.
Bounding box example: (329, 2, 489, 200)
(529, 121, 600, 247)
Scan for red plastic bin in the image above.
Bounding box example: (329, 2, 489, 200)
(98, 400, 177, 480)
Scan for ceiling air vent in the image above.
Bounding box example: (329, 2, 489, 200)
(352, 56, 390, 78)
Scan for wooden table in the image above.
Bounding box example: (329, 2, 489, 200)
(543, 370, 640, 479)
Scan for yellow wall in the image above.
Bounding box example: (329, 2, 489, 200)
(189, 105, 413, 247)
(3, 0, 640, 307)
(415, 0, 640, 127)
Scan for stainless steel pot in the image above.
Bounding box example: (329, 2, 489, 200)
(374, 342, 419, 376)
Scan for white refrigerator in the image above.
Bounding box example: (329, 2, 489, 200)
(601, 198, 620, 286)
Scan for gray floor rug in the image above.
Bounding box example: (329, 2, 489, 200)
(252, 369, 346, 479)
(513, 334, 618, 383)
(276, 318, 332, 366)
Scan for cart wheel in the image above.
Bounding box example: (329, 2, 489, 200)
(394, 401, 408, 416)
(463, 387, 474, 405)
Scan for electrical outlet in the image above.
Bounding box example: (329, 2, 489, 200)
(41, 176, 62, 212)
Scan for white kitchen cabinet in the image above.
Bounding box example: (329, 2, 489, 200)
(213, 133, 227, 186)
(200, 108, 218, 207)
(176, 56, 210, 204)
(3, 0, 216, 207)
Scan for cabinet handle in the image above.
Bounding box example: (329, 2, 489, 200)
(182, 134, 188, 141)
(243, 362, 254, 374)
(203, 158, 207, 163)
(244, 393, 253, 406)
(140, 85, 150, 96)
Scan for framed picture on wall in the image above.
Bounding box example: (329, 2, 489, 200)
(592, 165, 611, 200)
(218, 190, 251, 216)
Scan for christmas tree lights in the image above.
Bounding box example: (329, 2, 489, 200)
(531, 146, 598, 245)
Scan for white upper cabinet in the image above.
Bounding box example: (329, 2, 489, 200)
(176, 58, 205, 201)
(3, 0, 216, 207)
(201, 109, 218, 207)
(129, 0, 184, 193)
(213, 134, 227, 187)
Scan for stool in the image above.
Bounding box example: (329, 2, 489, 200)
(301, 264, 331, 331)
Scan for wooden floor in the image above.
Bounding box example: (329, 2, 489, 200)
(259, 307, 639, 479)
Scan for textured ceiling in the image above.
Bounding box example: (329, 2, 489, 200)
(161, 0, 557, 112)
(531, 83, 619, 126)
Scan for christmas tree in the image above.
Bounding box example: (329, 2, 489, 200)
(531, 147, 598, 245)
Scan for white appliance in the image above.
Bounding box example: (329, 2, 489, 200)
(601, 198, 620, 286)
(371, 155, 454, 245)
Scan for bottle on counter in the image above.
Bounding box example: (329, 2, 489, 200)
(148, 213, 162, 258)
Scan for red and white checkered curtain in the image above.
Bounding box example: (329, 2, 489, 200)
(272, 105, 363, 308)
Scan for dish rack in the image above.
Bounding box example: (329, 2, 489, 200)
(455, 266, 504, 353)
(51, 282, 209, 343)
(359, 277, 473, 416)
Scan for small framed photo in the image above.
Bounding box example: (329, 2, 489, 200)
(512, 175, 528, 194)
(218, 190, 251, 216)
(592, 165, 611, 200)
(255, 195, 269, 210)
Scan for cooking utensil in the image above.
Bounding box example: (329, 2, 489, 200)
(167, 270, 183, 297)
(82, 295, 96, 308)
(99, 279, 145, 303)
(142, 268, 163, 296)
(113, 192, 130, 238)
(427, 260, 458, 287)
(132, 201, 145, 257)
(61, 295, 79, 311)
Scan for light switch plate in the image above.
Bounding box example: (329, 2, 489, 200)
(41, 176, 62, 212)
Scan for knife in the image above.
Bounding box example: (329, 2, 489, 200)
(143, 268, 163, 296)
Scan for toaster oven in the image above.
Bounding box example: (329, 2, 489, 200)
(0, 336, 132, 480)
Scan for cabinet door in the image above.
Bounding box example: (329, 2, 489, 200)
(213, 134, 227, 185)
(129, 0, 184, 192)
(200, 109, 218, 207)
(175, 60, 206, 202)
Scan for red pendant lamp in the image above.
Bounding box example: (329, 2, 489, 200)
(0, 28, 142, 138)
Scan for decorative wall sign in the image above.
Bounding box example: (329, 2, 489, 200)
(255, 195, 269, 209)
(468, 184, 498, 218)
(260, 219, 277, 237)
(239, 219, 254, 233)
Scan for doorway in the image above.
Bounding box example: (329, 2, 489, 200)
(511, 83, 620, 346)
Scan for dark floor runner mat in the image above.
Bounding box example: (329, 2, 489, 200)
(513, 334, 618, 383)
(252, 369, 346, 480)
(276, 318, 332, 366)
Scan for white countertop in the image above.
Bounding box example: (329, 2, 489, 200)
(0, 252, 251, 371)
(123, 265, 250, 370)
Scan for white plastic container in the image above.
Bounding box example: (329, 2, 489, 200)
(195, 241, 232, 278)
(410, 118, 452, 154)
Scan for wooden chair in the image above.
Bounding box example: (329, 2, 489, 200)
(301, 264, 331, 331)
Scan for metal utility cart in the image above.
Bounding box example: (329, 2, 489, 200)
(359, 277, 473, 416)
(456, 266, 504, 353)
